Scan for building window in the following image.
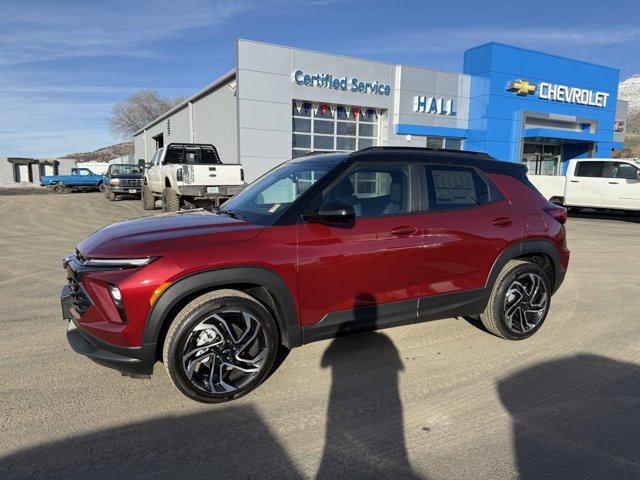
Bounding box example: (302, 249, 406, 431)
(425, 136, 463, 150)
(292, 102, 380, 158)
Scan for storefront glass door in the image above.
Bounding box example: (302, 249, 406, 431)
(522, 138, 562, 175)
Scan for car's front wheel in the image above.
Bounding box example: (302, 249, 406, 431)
(141, 184, 155, 210)
(480, 260, 550, 340)
(163, 289, 280, 403)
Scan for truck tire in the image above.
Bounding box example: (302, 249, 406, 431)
(480, 260, 551, 340)
(52, 184, 63, 194)
(141, 185, 156, 210)
(162, 187, 181, 212)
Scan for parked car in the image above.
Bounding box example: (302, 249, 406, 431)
(41, 167, 105, 193)
(141, 143, 244, 212)
(529, 158, 640, 211)
(104, 164, 143, 201)
(61, 147, 569, 403)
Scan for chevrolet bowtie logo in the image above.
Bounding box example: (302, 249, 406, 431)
(507, 79, 537, 96)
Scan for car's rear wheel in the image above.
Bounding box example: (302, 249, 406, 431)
(163, 289, 279, 403)
(162, 187, 181, 212)
(480, 260, 550, 340)
(141, 184, 155, 210)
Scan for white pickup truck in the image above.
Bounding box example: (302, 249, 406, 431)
(528, 158, 640, 212)
(141, 143, 244, 212)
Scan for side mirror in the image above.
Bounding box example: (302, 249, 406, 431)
(304, 201, 356, 228)
(138, 159, 146, 171)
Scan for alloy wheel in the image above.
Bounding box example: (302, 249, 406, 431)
(181, 309, 268, 394)
(504, 272, 548, 333)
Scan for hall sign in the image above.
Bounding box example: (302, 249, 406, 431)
(507, 79, 609, 108)
(413, 96, 456, 116)
(293, 69, 391, 96)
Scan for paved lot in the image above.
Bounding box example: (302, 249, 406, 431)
(1, 193, 639, 479)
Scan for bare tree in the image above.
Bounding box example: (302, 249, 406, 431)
(109, 90, 184, 139)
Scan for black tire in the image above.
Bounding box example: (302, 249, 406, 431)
(52, 184, 63, 194)
(162, 187, 181, 212)
(141, 184, 156, 210)
(479, 260, 551, 340)
(163, 289, 280, 403)
(108, 190, 116, 201)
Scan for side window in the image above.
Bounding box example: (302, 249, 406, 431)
(575, 161, 605, 178)
(608, 162, 638, 180)
(79, 169, 90, 176)
(424, 165, 490, 211)
(324, 163, 411, 218)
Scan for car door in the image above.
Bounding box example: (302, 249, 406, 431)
(297, 161, 423, 337)
(603, 161, 640, 210)
(564, 161, 607, 207)
(148, 150, 162, 192)
(418, 164, 522, 317)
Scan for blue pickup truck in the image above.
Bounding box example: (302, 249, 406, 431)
(41, 167, 105, 193)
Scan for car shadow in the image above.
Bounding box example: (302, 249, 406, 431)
(316, 293, 425, 479)
(498, 354, 640, 480)
(0, 404, 305, 480)
(568, 208, 640, 223)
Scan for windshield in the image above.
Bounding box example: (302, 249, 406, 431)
(109, 164, 140, 175)
(219, 161, 332, 225)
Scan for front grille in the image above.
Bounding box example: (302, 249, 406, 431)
(64, 255, 92, 317)
(67, 275, 91, 316)
(118, 178, 142, 187)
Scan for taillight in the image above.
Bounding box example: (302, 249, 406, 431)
(176, 167, 183, 182)
(544, 205, 567, 225)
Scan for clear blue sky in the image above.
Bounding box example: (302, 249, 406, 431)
(2, 0, 640, 157)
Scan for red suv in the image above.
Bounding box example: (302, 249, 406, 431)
(61, 147, 569, 403)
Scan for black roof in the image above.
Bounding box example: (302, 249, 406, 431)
(289, 147, 526, 174)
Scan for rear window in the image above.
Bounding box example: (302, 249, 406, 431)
(164, 145, 221, 165)
(575, 161, 605, 178)
(424, 165, 491, 211)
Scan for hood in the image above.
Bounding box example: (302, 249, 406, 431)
(77, 210, 263, 258)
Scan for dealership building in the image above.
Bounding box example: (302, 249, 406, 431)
(133, 39, 628, 182)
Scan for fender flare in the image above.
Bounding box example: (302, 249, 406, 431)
(142, 266, 302, 350)
(485, 239, 563, 293)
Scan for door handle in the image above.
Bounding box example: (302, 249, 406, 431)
(570, 180, 580, 183)
(390, 226, 417, 237)
(608, 181, 619, 185)
(492, 217, 514, 227)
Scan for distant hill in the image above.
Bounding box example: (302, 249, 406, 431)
(62, 142, 133, 163)
(616, 75, 640, 158)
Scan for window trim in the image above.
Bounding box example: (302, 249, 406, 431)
(419, 163, 504, 214)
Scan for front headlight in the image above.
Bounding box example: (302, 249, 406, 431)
(82, 257, 155, 268)
(110, 178, 121, 184)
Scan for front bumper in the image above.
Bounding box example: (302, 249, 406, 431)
(61, 285, 155, 378)
(178, 184, 244, 198)
(108, 185, 140, 194)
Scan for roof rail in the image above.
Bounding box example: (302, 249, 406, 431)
(351, 146, 491, 156)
